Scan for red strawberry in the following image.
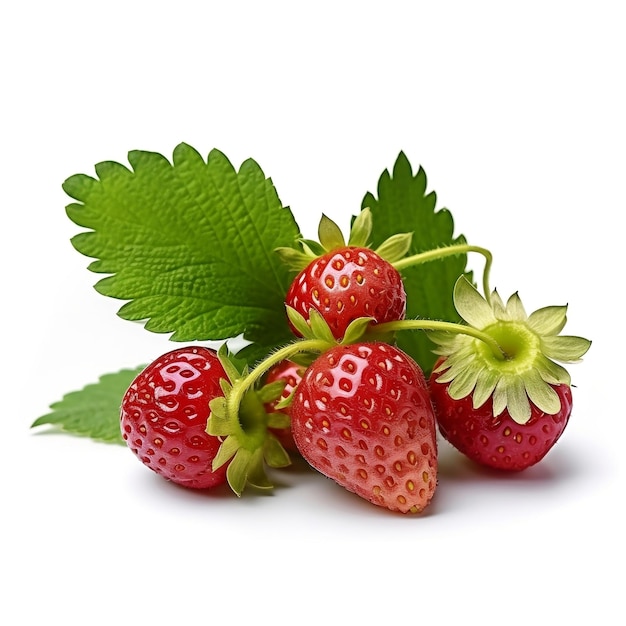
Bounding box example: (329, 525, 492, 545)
(120, 346, 229, 489)
(276, 209, 412, 341)
(285, 246, 406, 340)
(428, 276, 591, 471)
(290, 342, 438, 513)
(430, 364, 573, 470)
(262, 359, 304, 454)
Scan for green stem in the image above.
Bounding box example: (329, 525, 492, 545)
(392, 244, 494, 304)
(377, 319, 506, 360)
(227, 338, 330, 421)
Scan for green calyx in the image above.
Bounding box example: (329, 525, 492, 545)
(275, 207, 413, 271)
(206, 346, 291, 496)
(429, 276, 592, 424)
(207, 311, 377, 495)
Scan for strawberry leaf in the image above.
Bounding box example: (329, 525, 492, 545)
(31, 367, 144, 444)
(64, 144, 301, 363)
(362, 152, 470, 375)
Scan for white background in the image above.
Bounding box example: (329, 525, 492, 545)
(2, 1, 623, 624)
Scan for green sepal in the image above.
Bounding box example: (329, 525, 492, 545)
(430, 277, 591, 424)
(528, 305, 568, 336)
(274, 207, 377, 273)
(264, 435, 291, 468)
(540, 335, 591, 362)
(256, 380, 287, 404)
(274, 247, 315, 272)
(341, 316, 376, 345)
(225, 448, 254, 496)
(267, 412, 291, 429)
(289, 351, 319, 368)
(286, 306, 316, 339)
(300, 239, 327, 256)
(217, 343, 247, 382)
(347, 207, 373, 247)
(207, 397, 239, 437)
(212, 432, 241, 470)
(207, 374, 294, 495)
(454, 276, 497, 329)
(318, 213, 346, 250)
(374, 232, 413, 264)
(246, 448, 274, 490)
(308, 308, 337, 344)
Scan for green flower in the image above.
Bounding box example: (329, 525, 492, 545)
(430, 276, 591, 424)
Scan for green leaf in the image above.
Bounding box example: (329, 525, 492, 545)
(362, 152, 470, 374)
(31, 367, 144, 444)
(65, 144, 301, 363)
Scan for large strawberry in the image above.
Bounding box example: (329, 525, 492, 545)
(121, 346, 289, 491)
(289, 341, 438, 513)
(277, 208, 411, 341)
(427, 276, 591, 471)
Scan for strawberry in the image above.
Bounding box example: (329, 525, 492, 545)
(290, 341, 438, 513)
(276, 208, 412, 341)
(120, 346, 229, 489)
(285, 246, 406, 340)
(430, 361, 573, 470)
(121, 345, 290, 493)
(427, 276, 591, 471)
(262, 359, 304, 454)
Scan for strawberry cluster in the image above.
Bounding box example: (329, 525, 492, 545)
(120, 209, 590, 514)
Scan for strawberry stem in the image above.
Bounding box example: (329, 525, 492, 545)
(377, 319, 506, 360)
(392, 244, 493, 303)
(227, 338, 330, 423)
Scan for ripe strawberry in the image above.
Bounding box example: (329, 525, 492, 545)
(430, 363, 573, 470)
(428, 276, 591, 471)
(120, 346, 229, 489)
(285, 246, 406, 340)
(290, 342, 438, 513)
(276, 208, 412, 341)
(262, 359, 304, 454)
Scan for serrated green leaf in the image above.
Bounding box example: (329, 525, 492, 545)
(31, 367, 144, 444)
(65, 143, 301, 363)
(362, 152, 471, 374)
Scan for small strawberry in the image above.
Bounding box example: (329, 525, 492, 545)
(120, 346, 229, 489)
(290, 341, 438, 513)
(276, 208, 412, 341)
(427, 276, 591, 471)
(121, 345, 289, 492)
(262, 359, 304, 454)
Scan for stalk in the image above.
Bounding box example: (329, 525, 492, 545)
(392, 244, 493, 304)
